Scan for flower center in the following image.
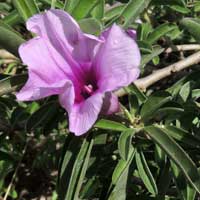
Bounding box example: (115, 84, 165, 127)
(83, 84, 93, 94)
(81, 84, 94, 99)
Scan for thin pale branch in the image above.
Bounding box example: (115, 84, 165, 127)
(0, 49, 17, 60)
(116, 51, 200, 96)
(165, 44, 200, 53)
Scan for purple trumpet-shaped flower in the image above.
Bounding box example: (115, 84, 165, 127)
(16, 9, 141, 135)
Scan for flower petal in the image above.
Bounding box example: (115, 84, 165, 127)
(126, 29, 137, 40)
(68, 93, 104, 136)
(27, 9, 101, 65)
(19, 37, 70, 83)
(27, 9, 80, 49)
(94, 24, 141, 92)
(17, 36, 75, 101)
(59, 84, 75, 114)
(16, 72, 72, 101)
(72, 33, 103, 64)
(101, 92, 120, 115)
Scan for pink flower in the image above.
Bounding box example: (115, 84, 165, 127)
(16, 9, 141, 135)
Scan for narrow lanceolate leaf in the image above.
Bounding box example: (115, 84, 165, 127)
(26, 102, 59, 132)
(63, 0, 80, 13)
(144, 125, 200, 193)
(117, 0, 151, 28)
(108, 161, 131, 200)
(12, 0, 39, 21)
(104, 4, 125, 22)
(126, 84, 147, 104)
(157, 161, 172, 196)
(180, 18, 200, 42)
(3, 10, 22, 26)
(95, 119, 129, 131)
(136, 149, 158, 195)
(57, 137, 83, 200)
(74, 138, 94, 200)
(91, 0, 104, 20)
(141, 46, 164, 68)
(171, 161, 196, 200)
(0, 20, 25, 57)
(112, 148, 135, 185)
(63, 138, 90, 200)
(51, 0, 57, 8)
(163, 125, 200, 149)
(118, 130, 135, 160)
(140, 91, 172, 121)
(78, 18, 102, 35)
(39, 0, 64, 9)
(147, 23, 177, 44)
(179, 81, 191, 102)
(0, 74, 27, 96)
(72, 0, 99, 20)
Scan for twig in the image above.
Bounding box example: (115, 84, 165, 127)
(165, 44, 200, 53)
(0, 59, 18, 64)
(3, 142, 28, 200)
(116, 51, 200, 96)
(0, 50, 17, 60)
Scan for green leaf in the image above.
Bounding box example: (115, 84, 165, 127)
(117, 0, 151, 28)
(181, 18, 200, 42)
(51, 0, 57, 8)
(168, 5, 190, 14)
(0, 20, 25, 57)
(118, 130, 135, 160)
(91, 0, 104, 20)
(95, 119, 129, 131)
(112, 148, 135, 186)
(0, 74, 27, 96)
(58, 137, 82, 199)
(179, 81, 191, 102)
(157, 160, 172, 196)
(3, 10, 22, 26)
(104, 4, 125, 22)
(140, 91, 172, 121)
(136, 149, 158, 195)
(144, 125, 200, 193)
(39, 0, 64, 9)
(147, 23, 177, 44)
(137, 23, 153, 41)
(26, 102, 59, 132)
(73, 138, 94, 200)
(162, 125, 200, 149)
(63, 138, 90, 200)
(72, 0, 99, 20)
(167, 71, 200, 96)
(126, 84, 147, 104)
(138, 40, 152, 54)
(108, 160, 132, 200)
(141, 46, 164, 69)
(80, 177, 99, 199)
(154, 106, 184, 119)
(194, 2, 200, 12)
(128, 94, 139, 116)
(63, 0, 80, 13)
(12, 0, 39, 21)
(171, 161, 196, 200)
(78, 18, 102, 35)
(192, 89, 200, 100)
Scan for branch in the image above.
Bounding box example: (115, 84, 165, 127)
(165, 44, 200, 53)
(116, 51, 200, 96)
(0, 49, 17, 60)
